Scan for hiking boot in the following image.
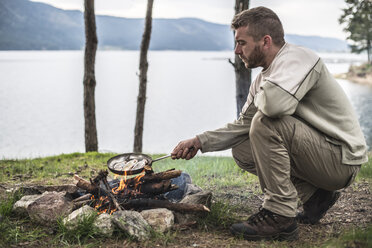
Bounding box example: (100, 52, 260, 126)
(230, 208, 298, 241)
(296, 189, 341, 225)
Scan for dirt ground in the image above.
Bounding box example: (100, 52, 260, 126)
(1, 180, 371, 247)
(142, 180, 372, 248)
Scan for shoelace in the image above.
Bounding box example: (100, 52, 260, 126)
(247, 208, 279, 225)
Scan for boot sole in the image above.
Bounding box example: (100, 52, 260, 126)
(231, 227, 299, 241)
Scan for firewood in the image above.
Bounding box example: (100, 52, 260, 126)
(72, 193, 92, 203)
(73, 199, 91, 210)
(139, 180, 172, 194)
(121, 199, 210, 213)
(124, 170, 182, 186)
(74, 174, 123, 211)
(74, 175, 97, 193)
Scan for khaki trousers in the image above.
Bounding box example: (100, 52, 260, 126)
(232, 111, 360, 217)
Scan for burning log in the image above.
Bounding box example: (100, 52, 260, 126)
(73, 169, 209, 218)
(113, 180, 178, 199)
(139, 180, 173, 194)
(121, 199, 210, 213)
(74, 174, 123, 211)
(124, 169, 182, 186)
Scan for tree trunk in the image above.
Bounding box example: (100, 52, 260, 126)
(368, 39, 371, 64)
(133, 0, 154, 153)
(83, 0, 98, 152)
(231, 0, 251, 118)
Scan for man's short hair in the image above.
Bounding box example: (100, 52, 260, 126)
(231, 6, 285, 46)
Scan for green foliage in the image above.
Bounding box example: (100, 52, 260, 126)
(348, 62, 372, 78)
(55, 213, 100, 245)
(0, 218, 47, 247)
(358, 154, 372, 180)
(0, 192, 46, 247)
(322, 225, 372, 247)
(0, 152, 116, 184)
(198, 200, 239, 229)
(152, 155, 258, 190)
(339, 0, 372, 63)
(0, 190, 23, 217)
(149, 229, 177, 246)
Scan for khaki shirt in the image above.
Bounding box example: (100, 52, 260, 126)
(197, 43, 368, 165)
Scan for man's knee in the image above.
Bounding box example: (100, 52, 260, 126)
(250, 111, 296, 144)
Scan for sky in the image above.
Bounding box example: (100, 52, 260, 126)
(30, 0, 349, 40)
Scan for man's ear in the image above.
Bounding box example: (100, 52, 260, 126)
(262, 35, 272, 49)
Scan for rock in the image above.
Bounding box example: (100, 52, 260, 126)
(27, 191, 73, 225)
(140, 208, 174, 233)
(113, 210, 151, 241)
(94, 213, 114, 237)
(13, 194, 43, 215)
(174, 191, 212, 225)
(63, 205, 96, 228)
(42, 184, 80, 198)
(14, 184, 79, 197)
(180, 191, 212, 208)
(184, 184, 203, 197)
(13, 186, 42, 196)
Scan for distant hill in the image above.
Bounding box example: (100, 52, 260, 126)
(0, 0, 349, 52)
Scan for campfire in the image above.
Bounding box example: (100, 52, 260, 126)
(73, 168, 210, 215)
(11, 154, 212, 240)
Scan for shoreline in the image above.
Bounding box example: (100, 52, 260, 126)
(334, 73, 372, 87)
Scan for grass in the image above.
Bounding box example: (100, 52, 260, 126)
(55, 213, 101, 246)
(322, 224, 372, 248)
(197, 200, 240, 229)
(0, 152, 371, 247)
(357, 153, 372, 181)
(0, 152, 116, 184)
(151, 155, 258, 190)
(0, 152, 258, 190)
(0, 191, 47, 247)
(0, 189, 23, 217)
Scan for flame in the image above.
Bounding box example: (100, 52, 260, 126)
(91, 169, 146, 215)
(111, 170, 145, 195)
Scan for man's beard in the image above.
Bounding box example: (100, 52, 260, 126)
(240, 44, 265, 69)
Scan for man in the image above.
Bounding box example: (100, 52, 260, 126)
(171, 6, 368, 241)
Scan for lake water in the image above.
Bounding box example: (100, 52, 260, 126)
(0, 51, 371, 159)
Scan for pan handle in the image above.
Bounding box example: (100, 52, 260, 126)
(152, 154, 172, 162)
(152, 147, 195, 163)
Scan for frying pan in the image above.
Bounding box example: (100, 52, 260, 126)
(107, 147, 195, 175)
(107, 153, 172, 175)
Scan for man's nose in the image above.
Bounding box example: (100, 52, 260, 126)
(234, 44, 241, 54)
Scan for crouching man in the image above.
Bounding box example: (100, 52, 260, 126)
(171, 7, 368, 241)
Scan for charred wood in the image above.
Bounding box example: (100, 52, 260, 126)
(124, 170, 181, 186)
(139, 179, 172, 194)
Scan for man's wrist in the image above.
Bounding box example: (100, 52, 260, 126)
(194, 136, 202, 149)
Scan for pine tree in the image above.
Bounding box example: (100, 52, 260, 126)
(339, 0, 372, 63)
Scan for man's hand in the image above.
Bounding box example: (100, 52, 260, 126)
(171, 137, 202, 160)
